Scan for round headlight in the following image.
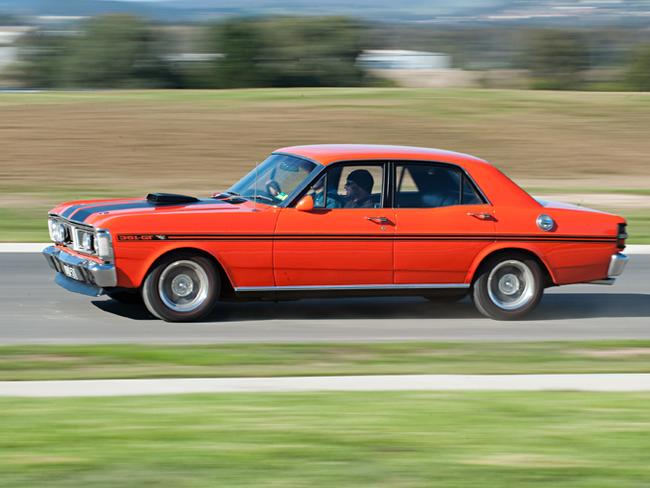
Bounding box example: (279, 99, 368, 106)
(81, 232, 94, 251)
(48, 218, 56, 242)
(52, 222, 65, 242)
(536, 214, 555, 232)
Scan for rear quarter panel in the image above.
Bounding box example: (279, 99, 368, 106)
(491, 205, 622, 285)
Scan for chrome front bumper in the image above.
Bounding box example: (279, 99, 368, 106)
(590, 252, 629, 285)
(43, 245, 116, 294)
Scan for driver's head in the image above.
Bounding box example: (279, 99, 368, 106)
(345, 169, 373, 200)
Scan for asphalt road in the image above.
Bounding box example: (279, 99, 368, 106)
(1, 253, 649, 344)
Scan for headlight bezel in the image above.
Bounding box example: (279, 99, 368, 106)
(48, 215, 113, 263)
(78, 229, 95, 253)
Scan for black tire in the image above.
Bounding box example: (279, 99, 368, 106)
(106, 289, 143, 304)
(142, 252, 220, 322)
(472, 253, 544, 320)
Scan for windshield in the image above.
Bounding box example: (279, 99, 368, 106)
(228, 154, 319, 206)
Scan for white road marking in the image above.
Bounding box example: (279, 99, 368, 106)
(2, 243, 650, 254)
(0, 243, 50, 253)
(2, 374, 650, 397)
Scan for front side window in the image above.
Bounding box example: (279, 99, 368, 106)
(395, 163, 483, 208)
(228, 154, 318, 206)
(308, 164, 384, 209)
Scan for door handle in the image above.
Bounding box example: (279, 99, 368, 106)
(366, 216, 393, 225)
(467, 212, 495, 221)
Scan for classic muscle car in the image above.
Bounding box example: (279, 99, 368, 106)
(43, 144, 628, 321)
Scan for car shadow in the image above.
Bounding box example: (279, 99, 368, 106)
(529, 293, 650, 321)
(92, 299, 156, 320)
(92, 293, 650, 323)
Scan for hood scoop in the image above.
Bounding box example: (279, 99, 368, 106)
(146, 193, 200, 205)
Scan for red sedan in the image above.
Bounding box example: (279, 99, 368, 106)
(43, 144, 628, 321)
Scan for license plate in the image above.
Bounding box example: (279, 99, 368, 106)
(62, 264, 81, 281)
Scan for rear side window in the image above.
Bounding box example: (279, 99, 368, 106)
(395, 163, 484, 208)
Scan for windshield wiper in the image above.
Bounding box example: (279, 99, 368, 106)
(241, 194, 276, 204)
(212, 191, 240, 199)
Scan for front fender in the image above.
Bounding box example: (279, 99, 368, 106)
(113, 241, 236, 289)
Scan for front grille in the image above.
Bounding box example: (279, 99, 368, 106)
(50, 215, 96, 255)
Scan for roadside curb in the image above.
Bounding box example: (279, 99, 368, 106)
(2, 373, 650, 397)
(2, 243, 650, 254)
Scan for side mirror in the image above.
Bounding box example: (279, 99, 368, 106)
(296, 194, 314, 212)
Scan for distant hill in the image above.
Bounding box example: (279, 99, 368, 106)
(0, 0, 170, 19)
(0, 0, 648, 24)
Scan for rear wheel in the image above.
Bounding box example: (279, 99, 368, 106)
(142, 252, 220, 322)
(472, 254, 544, 320)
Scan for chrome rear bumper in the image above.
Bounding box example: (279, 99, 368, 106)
(43, 245, 116, 294)
(608, 252, 628, 278)
(589, 252, 628, 285)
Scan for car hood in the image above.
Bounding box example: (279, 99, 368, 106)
(51, 196, 253, 226)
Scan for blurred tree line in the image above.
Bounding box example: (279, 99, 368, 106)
(371, 23, 650, 91)
(12, 13, 650, 90)
(16, 15, 370, 89)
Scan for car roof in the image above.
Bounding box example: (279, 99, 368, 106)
(275, 144, 540, 208)
(275, 144, 491, 168)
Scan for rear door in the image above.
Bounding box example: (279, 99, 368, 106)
(392, 162, 496, 284)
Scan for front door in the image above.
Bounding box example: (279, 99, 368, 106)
(392, 162, 496, 284)
(274, 162, 395, 287)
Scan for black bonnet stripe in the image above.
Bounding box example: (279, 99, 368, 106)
(68, 199, 222, 223)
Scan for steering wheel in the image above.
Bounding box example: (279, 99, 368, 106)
(265, 179, 287, 201)
(265, 179, 280, 195)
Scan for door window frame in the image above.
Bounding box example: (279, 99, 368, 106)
(285, 158, 491, 209)
(287, 159, 391, 209)
(390, 160, 491, 209)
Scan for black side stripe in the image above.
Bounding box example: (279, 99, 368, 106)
(117, 233, 617, 243)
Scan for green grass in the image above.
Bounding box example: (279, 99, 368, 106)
(625, 212, 650, 244)
(2, 341, 650, 381)
(2, 391, 650, 487)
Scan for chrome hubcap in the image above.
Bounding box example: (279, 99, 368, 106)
(158, 260, 209, 312)
(498, 273, 520, 296)
(487, 260, 535, 311)
(171, 274, 194, 297)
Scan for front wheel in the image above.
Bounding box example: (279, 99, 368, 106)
(472, 254, 544, 320)
(142, 253, 220, 322)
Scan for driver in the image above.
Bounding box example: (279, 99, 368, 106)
(311, 176, 340, 208)
(343, 170, 374, 208)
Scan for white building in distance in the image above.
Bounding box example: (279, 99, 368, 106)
(357, 50, 451, 70)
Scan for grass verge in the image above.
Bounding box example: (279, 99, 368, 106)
(2, 341, 650, 381)
(1, 391, 650, 487)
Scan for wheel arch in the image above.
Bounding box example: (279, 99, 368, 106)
(137, 246, 235, 296)
(466, 244, 557, 287)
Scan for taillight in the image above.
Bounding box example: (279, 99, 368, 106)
(617, 223, 627, 250)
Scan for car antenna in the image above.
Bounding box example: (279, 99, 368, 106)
(253, 160, 258, 212)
